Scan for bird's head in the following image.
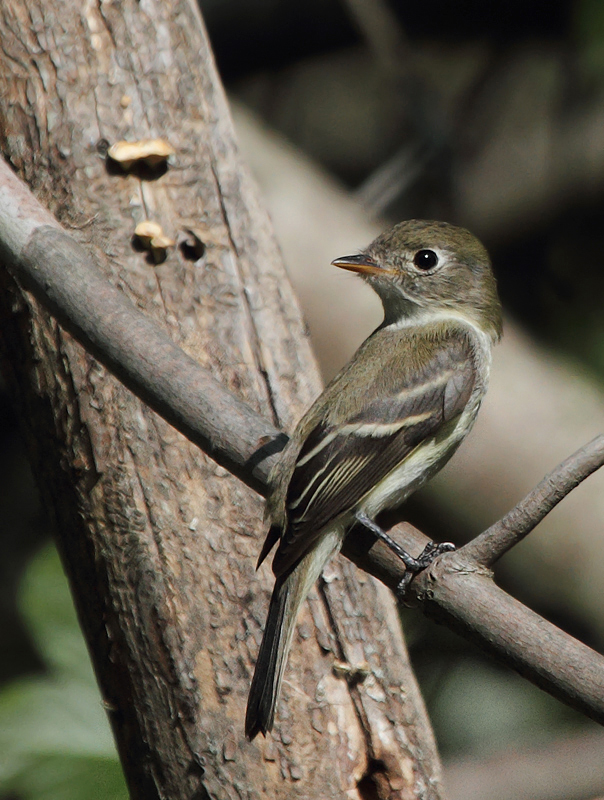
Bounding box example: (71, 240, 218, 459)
(332, 220, 503, 341)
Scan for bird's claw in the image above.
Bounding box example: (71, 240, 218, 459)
(395, 540, 455, 599)
(353, 511, 455, 599)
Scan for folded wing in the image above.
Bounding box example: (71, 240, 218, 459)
(272, 336, 476, 575)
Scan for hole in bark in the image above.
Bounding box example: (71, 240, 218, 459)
(179, 228, 207, 262)
(180, 237, 205, 261)
(357, 759, 387, 800)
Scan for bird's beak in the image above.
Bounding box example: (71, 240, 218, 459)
(331, 253, 386, 275)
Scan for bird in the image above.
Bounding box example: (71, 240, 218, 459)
(245, 219, 502, 740)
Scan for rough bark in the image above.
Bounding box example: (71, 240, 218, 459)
(0, 1, 441, 798)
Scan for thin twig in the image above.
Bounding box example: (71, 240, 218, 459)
(460, 434, 604, 566)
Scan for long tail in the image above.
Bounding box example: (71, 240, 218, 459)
(245, 528, 343, 739)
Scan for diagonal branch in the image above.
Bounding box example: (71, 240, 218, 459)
(1, 153, 604, 726)
(342, 520, 604, 725)
(0, 156, 284, 495)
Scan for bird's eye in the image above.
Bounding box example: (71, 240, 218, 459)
(413, 249, 438, 270)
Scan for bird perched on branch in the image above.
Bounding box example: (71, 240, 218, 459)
(245, 219, 502, 740)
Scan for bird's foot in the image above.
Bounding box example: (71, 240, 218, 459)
(394, 540, 456, 597)
(354, 511, 455, 598)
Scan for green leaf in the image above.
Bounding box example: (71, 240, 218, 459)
(18, 542, 94, 680)
(0, 544, 128, 800)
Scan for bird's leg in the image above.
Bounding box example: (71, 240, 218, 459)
(354, 511, 455, 597)
(355, 511, 424, 570)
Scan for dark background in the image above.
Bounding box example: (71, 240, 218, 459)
(2, 1, 604, 797)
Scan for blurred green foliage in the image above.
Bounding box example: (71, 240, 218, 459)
(0, 544, 127, 800)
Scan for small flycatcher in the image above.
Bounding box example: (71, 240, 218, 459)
(245, 219, 502, 740)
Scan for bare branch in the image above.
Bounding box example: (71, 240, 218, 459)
(342, 521, 604, 725)
(1, 152, 604, 729)
(419, 549, 604, 725)
(460, 434, 604, 566)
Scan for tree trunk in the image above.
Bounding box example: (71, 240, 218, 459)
(0, 1, 442, 797)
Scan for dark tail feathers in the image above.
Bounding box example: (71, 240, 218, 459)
(245, 575, 292, 739)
